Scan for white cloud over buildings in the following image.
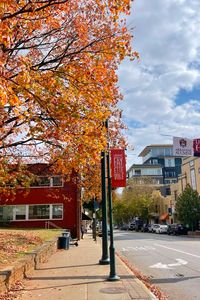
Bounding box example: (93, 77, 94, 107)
(118, 0, 200, 167)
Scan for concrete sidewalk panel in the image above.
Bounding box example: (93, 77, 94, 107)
(16, 234, 157, 300)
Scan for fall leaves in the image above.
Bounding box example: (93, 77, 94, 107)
(0, 0, 137, 195)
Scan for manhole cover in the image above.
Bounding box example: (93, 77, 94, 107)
(100, 287, 126, 294)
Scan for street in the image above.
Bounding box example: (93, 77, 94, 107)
(114, 230, 200, 300)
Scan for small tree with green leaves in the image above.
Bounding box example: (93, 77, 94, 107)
(119, 177, 155, 222)
(176, 184, 200, 231)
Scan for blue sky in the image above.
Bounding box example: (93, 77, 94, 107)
(118, 0, 200, 167)
(176, 88, 200, 105)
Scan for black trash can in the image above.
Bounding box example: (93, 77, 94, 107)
(57, 236, 69, 250)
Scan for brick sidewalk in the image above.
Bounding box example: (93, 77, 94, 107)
(16, 232, 157, 300)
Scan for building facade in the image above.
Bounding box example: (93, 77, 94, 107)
(127, 145, 182, 195)
(127, 145, 183, 224)
(0, 164, 81, 239)
(169, 157, 200, 224)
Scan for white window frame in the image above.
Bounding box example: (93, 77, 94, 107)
(0, 204, 63, 221)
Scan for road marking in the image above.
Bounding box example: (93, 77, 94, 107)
(121, 247, 129, 252)
(168, 258, 188, 267)
(154, 243, 200, 259)
(121, 246, 156, 252)
(150, 258, 188, 269)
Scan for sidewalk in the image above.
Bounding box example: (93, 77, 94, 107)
(17, 232, 157, 300)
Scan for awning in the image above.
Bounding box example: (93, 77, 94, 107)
(160, 213, 169, 221)
(82, 212, 92, 220)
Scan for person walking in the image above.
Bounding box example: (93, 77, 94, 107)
(81, 224, 85, 239)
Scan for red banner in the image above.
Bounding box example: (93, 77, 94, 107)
(193, 139, 200, 156)
(110, 149, 126, 187)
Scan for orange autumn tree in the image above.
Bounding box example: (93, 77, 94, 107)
(0, 0, 137, 191)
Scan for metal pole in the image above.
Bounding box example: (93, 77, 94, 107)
(93, 211, 97, 242)
(107, 151, 120, 281)
(99, 151, 110, 265)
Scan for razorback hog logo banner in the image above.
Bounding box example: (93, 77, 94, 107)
(110, 149, 126, 187)
(193, 139, 200, 157)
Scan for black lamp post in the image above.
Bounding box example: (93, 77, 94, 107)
(99, 151, 110, 265)
(106, 150, 120, 281)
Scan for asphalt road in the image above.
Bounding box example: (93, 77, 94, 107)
(114, 230, 200, 300)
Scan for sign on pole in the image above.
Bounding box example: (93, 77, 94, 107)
(173, 137, 193, 156)
(193, 139, 200, 156)
(110, 149, 126, 187)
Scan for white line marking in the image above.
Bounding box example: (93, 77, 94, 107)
(154, 243, 200, 258)
(149, 259, 188, 269)
(121, 246, 156, 252)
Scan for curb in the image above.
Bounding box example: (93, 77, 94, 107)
(116, 251, 166, 300)
(0, 238, 58, 293)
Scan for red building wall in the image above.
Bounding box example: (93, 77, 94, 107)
(0, 174, 81, 239)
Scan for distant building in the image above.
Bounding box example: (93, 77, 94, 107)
(127, 144, 183, 224)
(127, 144, 183, 196)
(169, 156, 200, 224)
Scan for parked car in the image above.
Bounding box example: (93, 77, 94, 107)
(148, 224, 154, 233)
(167, 224, 188, 235)
(155, 224, 168, 234)
(120, 223, 129, 230)
(152, 224, 160, 233)
(129, 222, 136, 230)
(141, 224, 149, 232)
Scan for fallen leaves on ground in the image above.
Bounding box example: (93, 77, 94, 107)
(116, 252, 168, 300)
(0, 281, 24, 300)
(0, 230, 58, 270)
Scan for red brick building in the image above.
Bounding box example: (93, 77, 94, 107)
(0, 164, 81, 239)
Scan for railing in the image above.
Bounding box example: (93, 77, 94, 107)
(45, 221, 63, 229)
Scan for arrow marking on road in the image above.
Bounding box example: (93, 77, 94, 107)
(149, 258, 188, 269)
(121, 247, 129, 252)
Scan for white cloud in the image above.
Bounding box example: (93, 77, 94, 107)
(118, 0, 200, 167)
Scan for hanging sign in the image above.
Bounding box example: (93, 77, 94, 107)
(173, 137, 193, 156)
(110, 149, 126, 187)
(193, 139, 200, 156)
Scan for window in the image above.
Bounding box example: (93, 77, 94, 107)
(52, 205, 63, 219)
(0, 204, 63, 221)
(135, 170, 141, 175)
(164, 148, 172, 156)
(164, 179, 170, 184)
(166, 188, 171, 195)
(165, 171, 176, 178)
(30, 176, 63, 187)
(142, 168, 162, 176)
(189, 160, 194, 167)
(14, 205, 26, 220)
(31, 176, 50, 187)
(52, 177, 63, 187)
(152, 159, 158, 165)
(29, 205, 50, 219)
(165, 158, 175, 167)
(190, 169, 196, 190)
(0, 206, 13, 221)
